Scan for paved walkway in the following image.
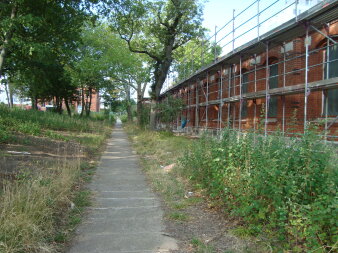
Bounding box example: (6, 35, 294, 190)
(67, 121, 177, 253)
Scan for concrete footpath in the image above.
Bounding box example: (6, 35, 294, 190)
(67, 121, 178, 253)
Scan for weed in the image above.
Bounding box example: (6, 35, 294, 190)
(180, 128, 338, 251)
(167, 211, 189, 221)
(191, 238, 216, 253)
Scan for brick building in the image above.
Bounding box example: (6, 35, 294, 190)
(160, 0, 338, 140)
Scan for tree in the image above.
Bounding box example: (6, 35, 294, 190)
(156, 96, 184, 130)
(109, 0, 204, 128)
(172, 39, 222, 83)
(0, 0, 99, 113)
(0, 0, 96, 79)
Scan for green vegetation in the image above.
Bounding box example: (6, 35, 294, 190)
(167, 211, 190, 222)
(0, 106, 111, 149)
(181, 129, 338, 252)
(0, 162, 81, 252)
(124, 124, 190, 207)
(191, 238, 216, 253)
(0, 106, 112, 252)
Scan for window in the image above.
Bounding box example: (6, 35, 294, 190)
(324, 44, 338, 116)
(268, 64, 278, 117)
(241, 72, 249, 118)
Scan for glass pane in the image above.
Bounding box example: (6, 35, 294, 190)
(242, 73, 249, 93)
(241, 100, 247, 118)
(328, 88, 338, 116)
(269, 64, 278, 89)
(268, 96, 278, 117)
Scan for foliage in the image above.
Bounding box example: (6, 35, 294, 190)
(173, 39, 222, 83)
(156, 96, 184, 125)
(109, 0, 204, 100)
(0, 0, 99, 108)
(0, 105, 111, 145)
(180, 129, 338, 251)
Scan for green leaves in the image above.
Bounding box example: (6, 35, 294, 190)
(180, 129, 337, 250)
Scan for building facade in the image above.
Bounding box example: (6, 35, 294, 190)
(161, 1, 338, 140)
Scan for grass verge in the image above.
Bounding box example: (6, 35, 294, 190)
(0, 106, 112, 252)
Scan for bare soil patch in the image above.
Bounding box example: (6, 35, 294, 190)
(0, 134, 83, 185)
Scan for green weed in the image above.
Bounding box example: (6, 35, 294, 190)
(191, 238, 216, 253)
(180, 128, 338, 251)
(167, 211, 189, 221)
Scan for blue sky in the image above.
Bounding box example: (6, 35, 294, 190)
(201, 0, 320, 56)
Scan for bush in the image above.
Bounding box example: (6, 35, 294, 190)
(180, 129, 337, 251)
(120, 114, 128, 123)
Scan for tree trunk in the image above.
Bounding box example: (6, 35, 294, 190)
(32, 96, 38, 110)
(9, 82, 14, 108)
(0, 5, 17, 79)
(149, 99, 157, 129)
(86, 87, 92, 117)
(65, 99, 72, 117)
(123, 83, 133, 122)
(4, 81, 10, 107)
(80, 86, 85, 117)
(136, 97, 143, 125)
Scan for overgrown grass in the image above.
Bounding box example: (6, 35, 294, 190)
(0, 105, 112, 252)
(181, 129, 338, 252)
(0, 105, 112, 144)
(0, 162, 80, 252)
(191, 238, 216, 253)
(124, 124, 192, 208)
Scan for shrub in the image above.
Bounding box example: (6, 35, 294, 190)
(180, 129, 337, 251)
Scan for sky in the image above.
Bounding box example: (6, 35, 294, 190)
(0, 0, 322, 103)
(201, 0, 320, 58)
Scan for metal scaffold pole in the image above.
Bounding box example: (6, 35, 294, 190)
(257, 0, 260, 40)
(214, 25, 217, 62)
(206, 72, 209, 129)
(265, 42, 269, 137)
(239, 56, 242, 132)
(227, 66, 231, 128)
(282, 43, 286, 135)
(254, 54, 257, 132)
(232, 9, 235, 53)
(219, 66, 223, 131)
(188, 84, 190, 132)
(195, 80, 199, 131)
(304, 25, 309, 131)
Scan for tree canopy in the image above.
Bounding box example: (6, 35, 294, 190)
(109, 0, 204, 100)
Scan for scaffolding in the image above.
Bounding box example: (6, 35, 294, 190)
(160, 0, 338, 141)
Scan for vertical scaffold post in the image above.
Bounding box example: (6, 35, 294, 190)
(183, 58, 186, 80)
(206, 72, 209, 130)
(257, 0, 260, 40)
(239, 55, 242, 132)
(282, 43, 286, 135)
(227, 66, 231, 128)
(232, 9, 235, 53)
(188, 84, 190, 132)
(264, 42, 269, 137)
(195, 80, 199, 132)
(324, 90, 328, 142)
(214, 25, 217, 62)
(304, 25, 309, 131)
(201, 39, 205, 66)
(325, 36, 330, 141)
(295, 0, 299, 22)
(254, 54, 257, 132)
(219, 66, 223, 131)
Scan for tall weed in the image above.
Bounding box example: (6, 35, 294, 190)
(180, 129, 337, 251)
